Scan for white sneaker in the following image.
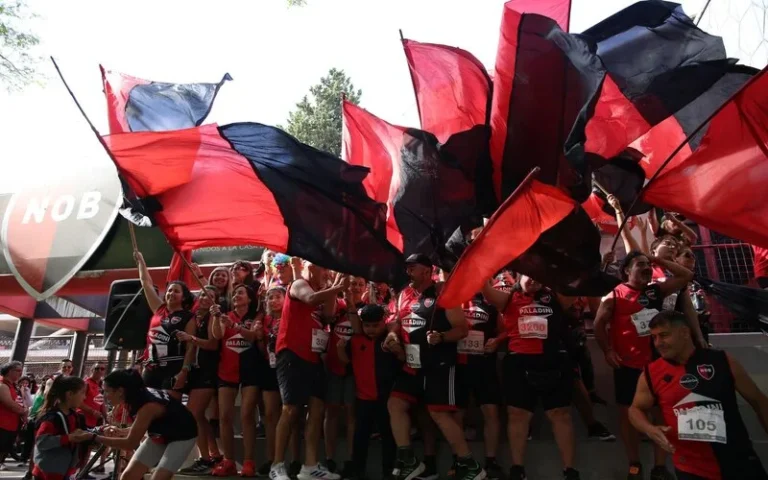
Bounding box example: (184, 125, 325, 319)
(297, 464, 341, 480)
(270, 462, 291, 480)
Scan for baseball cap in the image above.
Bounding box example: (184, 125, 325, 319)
(405, 253, 433, 268)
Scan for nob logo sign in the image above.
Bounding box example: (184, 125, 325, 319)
(0, 167, 122, 300)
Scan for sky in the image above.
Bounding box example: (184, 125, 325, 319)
(3, 0, 763, 197)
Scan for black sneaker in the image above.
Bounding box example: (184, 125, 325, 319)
(563, 468, 580, 480)
(485, 461, 504, 480)
(587, 421, 616, 442)
(508, 466, 526, 480)
(340, 461, 354, 479)
(589, 392, 607, 405)
(649, 466, 675, 480)
(627, 463, 643, 480)
(259, 462, 273, 477)
(455, 460, 486, 480)
(446, 460, 457, 480)
(289, 461, 302, 479)
(179, 457, 214, 475)
(393, 460, 425, 480)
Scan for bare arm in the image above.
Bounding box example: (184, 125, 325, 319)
(653, 257, 694, 296)
(193, 318, 220, 351)
(608, 195, 642, 254)
(629, 373, 675, 453)
(481, 281, 511, 311)
(669, 215, 698, 244)
(594, 296, 622, 369)
(728, 353, 768, 433)
(649, 208, 660, 235)
(180, 320, 198, 367)
(435, 307, 470, 343)
(211, 306, 226, 340)
(679, 293, 707, 348)
(290, 279, 345, 308)
(96, 402, 164, 450)
(134, 251, 164, 313)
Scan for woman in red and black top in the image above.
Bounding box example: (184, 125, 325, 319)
(261, 286, 288, 475)
(231, 260, 255, 288)
(134, 251, 194, 397)
(176, 286, 223, 475)
(0, 361, 25, 461)
(211, 284, 266, 477)
(482, 275, 580, 480)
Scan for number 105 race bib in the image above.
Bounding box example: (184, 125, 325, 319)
(677, 406, 727, 444)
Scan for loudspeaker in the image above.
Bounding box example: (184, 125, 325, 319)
(104, 279, 152, 351)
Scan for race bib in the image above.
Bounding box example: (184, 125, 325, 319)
(630, 309, 658, 337)
(663, 293, 678, 311)
(677, 407, 727, 444)
(311, 329, 330, 353)
(518, 316, 548, 339)
(268, 351, 277, 368)
(405, 344, 421, 369)
(457, 330, 484, 355)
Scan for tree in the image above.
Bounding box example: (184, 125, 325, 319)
(0, 0, 39, 90)
(283, 68, 362, 157)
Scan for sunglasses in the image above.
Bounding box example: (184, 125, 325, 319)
(94, 367, 106, 371)
(233, 265, 250, 272)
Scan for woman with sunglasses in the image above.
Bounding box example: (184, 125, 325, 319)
(134, 251, 195, 396)
(211, 284, 266, 477)
(177, 286, 224, 475)
(231, 261, 256, 287)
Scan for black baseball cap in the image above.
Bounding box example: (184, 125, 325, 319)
(405, 253, 433, 268)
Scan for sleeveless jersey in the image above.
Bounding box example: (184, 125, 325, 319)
(606, 283, 664, 369)
(145, 306, 193, 364)
(394, 284, 455, 371)
(0, 378, 19, 431)
(276, 282, 329, 364)
(458, 294, 498, 364)
(129, 388, 197, 443)
(326, 299, 355, 377)
(647, 349, 756, 479)
(193, 313, 219, 371)
(82, 377, 104, 428)
(503, 288, 567, 358)
(218, 311, 263, 384)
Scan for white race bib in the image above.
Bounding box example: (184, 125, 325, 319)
(663, 293, 678, 311)
(677, 406, 727, 444)
(268, 350, 277, 368)
(405, 344, 421, 369)
(631, 309, 658, 337)
(311, 329, 330, 353)
(518, 316, 548, 339)
(457, 330, 484, 355)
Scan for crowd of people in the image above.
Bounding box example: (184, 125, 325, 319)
(0, 205, 767, 480)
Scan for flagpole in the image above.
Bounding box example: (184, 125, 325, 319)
(50, 56, 211, 293)
(609, 66, 768, 254)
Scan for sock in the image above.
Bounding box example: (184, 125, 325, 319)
(457, 455, 478, 468)
(396, 447, 415, 464)
(424, 455, 436, 471)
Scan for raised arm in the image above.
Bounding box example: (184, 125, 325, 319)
(482, 281, 511, 311)
(652, 256, 694, 296)
(134, 251, 163, 313)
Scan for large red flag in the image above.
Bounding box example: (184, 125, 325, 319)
(508, 0, 571, 31)
(439, 173, 597, 309)
(401, 39, 492, 143)
(643, 68, 768, 248)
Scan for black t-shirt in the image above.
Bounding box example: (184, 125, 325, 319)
(129, 388, 196, 443)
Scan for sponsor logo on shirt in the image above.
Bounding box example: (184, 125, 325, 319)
(148, 326, 171, 344)
(646, 289, 657, 300)
(334, 321, 353, 339)
(679, 373, 699, 390)
(226, 333, 252, 354)
(169, 316, 183, 325)
(402, 313, 427, 333)
(464, 305, 489, 324)
(518, 304, 553, 316)
(423, 298, 435, 308)
(638, 296, 650, 307)
(539, 294, 551, 304)
(673, 392, 722, 416)
(697, 364, 715, 380)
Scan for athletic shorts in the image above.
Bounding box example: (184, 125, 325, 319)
(503, 354, 573, 413)
(187, 366, 217, 391)
(276, 349, 326, 405)
(143, 362, 183, 391)
(326, 373, 356, 406)
(0, 428, 15, 454)
(260, 365, 280, 392)
(457, 357, 501, 406)
(613, 365, 643, 406)
(134, 437, 196, 472)
(390, 365, 467, 412)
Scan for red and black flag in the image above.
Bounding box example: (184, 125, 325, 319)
(643, 68, 768, 249)
(506, 0, 571, 30)
(341, 100, 486, 266)
(490, 1, 733, 202)
(101, 66, 232, 134)
(437, 172, 618, 308)
(104, 123, 407, 286)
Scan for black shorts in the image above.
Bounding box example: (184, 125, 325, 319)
(143, 361, 183, 391)
(276, 349, 326, 405)
(390, 365, 467, 412)
(260, 365, 280, 392)
(457, 356, 501, 406)
(0, 428, 15, 454)
(503, 354, 573, 413)
(188, 367, 217, 391)
(613, 366, 643, 406)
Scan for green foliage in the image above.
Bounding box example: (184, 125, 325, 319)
(286, 0, 307, 6)
(0, 0, 40, 90)
(283, 68, 362, 157)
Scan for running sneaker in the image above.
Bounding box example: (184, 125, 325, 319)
(627, 463, 643, 480)
(179, 457, 215, 475)
(289, 461, 302, 479)
(563, 468, 580, 480)
(339, 461, 354, 479)
(242, 460, 257, 477)
(324, 459, 337, 474)
(587, 421, 616, 442)
(484, 461, 504, 480)
(508, 466, 526, 480)
(258, 462, 273, 477)
(212, 459, 238, 477)
(649, 466, 675, 480)
(393, 460, 426, 480)
(297, 464, 341, 480)
(455, 460, 486, 480)
(270, 462, 291, 480)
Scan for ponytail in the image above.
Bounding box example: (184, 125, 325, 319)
(37, 376, 85, 419)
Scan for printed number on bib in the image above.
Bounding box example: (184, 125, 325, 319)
(457, 331, 484, 355)
(518, 316, 548, 339)
(311, 329, 330, 353)
(405, 344, 421, 369)
(630, 309, 658, 337)
(677, 407, 727, 444)
(268, 351, 277, 368)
